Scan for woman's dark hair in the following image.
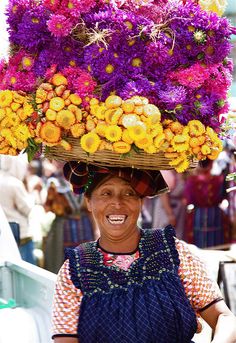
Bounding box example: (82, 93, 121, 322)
(198, 158, 213, 169)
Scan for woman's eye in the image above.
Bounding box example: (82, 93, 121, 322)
(101, 191, 111, 196)
(125, 191, 136, 196)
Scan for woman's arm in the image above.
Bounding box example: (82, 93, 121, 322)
(54, 337, 78, 343)
(200, 300, 236, 343)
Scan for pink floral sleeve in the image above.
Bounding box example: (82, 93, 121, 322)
(52, 259, 81, 337)
(176, 238, 223, 312)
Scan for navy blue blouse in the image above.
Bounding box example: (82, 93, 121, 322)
(66, 226, 197, 343)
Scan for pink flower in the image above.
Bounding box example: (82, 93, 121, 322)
(113, 255, 135, 271)
(60, 0, 96, 17)
(45, 64, 58, 81)
(8, 50, 34, 71)
(42, 0, 61, 12)
(169, 63, 210, 89)
(47, 14, 74, 37)
(62, 66, 97, 98)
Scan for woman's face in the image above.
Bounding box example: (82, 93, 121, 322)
(85, 176, 143, 241)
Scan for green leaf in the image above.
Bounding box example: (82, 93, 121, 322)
(24, 139, 40, 162)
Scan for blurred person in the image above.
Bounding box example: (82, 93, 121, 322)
(184, 159, 231, 248)
(25, 159, 45, 205)
(227, 150, 236, 242)
(151, 170, 187, 240)
(0, 205, 21, 261)
(0, 154, 36, 264)
(43, 164, 96, 274)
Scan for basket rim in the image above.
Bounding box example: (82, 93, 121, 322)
(44, 137, 198, 171)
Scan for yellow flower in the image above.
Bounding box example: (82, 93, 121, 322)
(70, 123, 85, 138)
(146, 122, 163, 138)
(105, 125, 122, 142)
(8, 147, 18, 155)
(0, 90, 13, 108)
(56, 109, 76, 129)
(113, 141, 131, 154)
(39, 122, 61, 143)
(143, 144, 157, 154)
(170, 121, 183, 134)
(1, 128, 12, 140)
(60, 139, 72, 151)
(49, 97, 65, 111)
(127, 125, 146, 141)
(23, 101, 34, 117)
(105, 108, 123, 125)
(95, 122, 107, 137)
(174, 159, 190, 173)
(206, 126, 218, 141)
(171, 134, 190, 152)
(13, 92, 25, 104)
(207, 148, 221, 160)
(201, 144, 211, 155)
(93, 104, 106, 120)
(169, 155, 190, 173)
(36, 88, 48, 103)
(189, 137, 200, 148)
(69, 94, 82, 106)
(135, 136, 153, 149)
(98, 141, 113, 151)
(122, 114, 139, 128)
(143, 104, 161, 119)
(122, 129, 133, 144)
(164, 128, 175, 142)
(188, 120, 205, 136)
(154, 133, 166, 149)
(122, 100, 135, 113)
(14, 124, 31, 142)
(8, 112, 21, 127)
(105, 95, 122, 109)
(0, 108, 6, 121)
(51, 73, 68, 86)
(80, 132, 101, 153)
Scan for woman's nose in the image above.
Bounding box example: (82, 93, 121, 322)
(110, 195, 123, 207)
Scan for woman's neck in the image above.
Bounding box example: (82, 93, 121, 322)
(98, 227, 141, 254)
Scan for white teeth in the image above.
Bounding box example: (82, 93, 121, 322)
(107, 215, 126, 225)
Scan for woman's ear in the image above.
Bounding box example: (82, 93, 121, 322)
(84, 195, 92, 212)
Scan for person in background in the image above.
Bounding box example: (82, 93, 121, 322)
(0, 205, 21, 261)
(43, 161, 95, 274)
(52, 161, 236, 343)
(151, 170, 187, 240)
(184, 159, 231, 248)
(0, 154, 36, 264)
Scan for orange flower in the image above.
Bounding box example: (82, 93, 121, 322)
(39, 122, 61, 143)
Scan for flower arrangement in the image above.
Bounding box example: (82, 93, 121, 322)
(0, 0, 235, 172)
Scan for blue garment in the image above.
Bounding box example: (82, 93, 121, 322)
(66, 226, 197, 343)
(19, 239, 36, 265)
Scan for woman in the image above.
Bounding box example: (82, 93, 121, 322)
(184, 159, 230, 248)
(52, 161, 236, 343)
(0, 155, 36, 264)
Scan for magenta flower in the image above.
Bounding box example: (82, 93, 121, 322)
(47, 14, 74, 37)
(169, 63, 210, 89)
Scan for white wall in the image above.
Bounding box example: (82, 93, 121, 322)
(0, 0, 9, 59)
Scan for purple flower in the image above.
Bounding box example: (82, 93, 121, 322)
(158, 84, 187, 109)
(9, 6, 51, 52)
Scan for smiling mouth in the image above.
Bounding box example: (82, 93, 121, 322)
(106, 215, 127, 225)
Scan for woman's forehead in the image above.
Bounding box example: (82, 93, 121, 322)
(97, 176, 131, 188)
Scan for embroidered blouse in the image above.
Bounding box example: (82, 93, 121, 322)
(52, 231, 222, 338)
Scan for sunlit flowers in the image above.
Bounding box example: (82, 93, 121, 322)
(80, 132, 101, 153)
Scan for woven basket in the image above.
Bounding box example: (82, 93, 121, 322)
(45, 137, 198, 170)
